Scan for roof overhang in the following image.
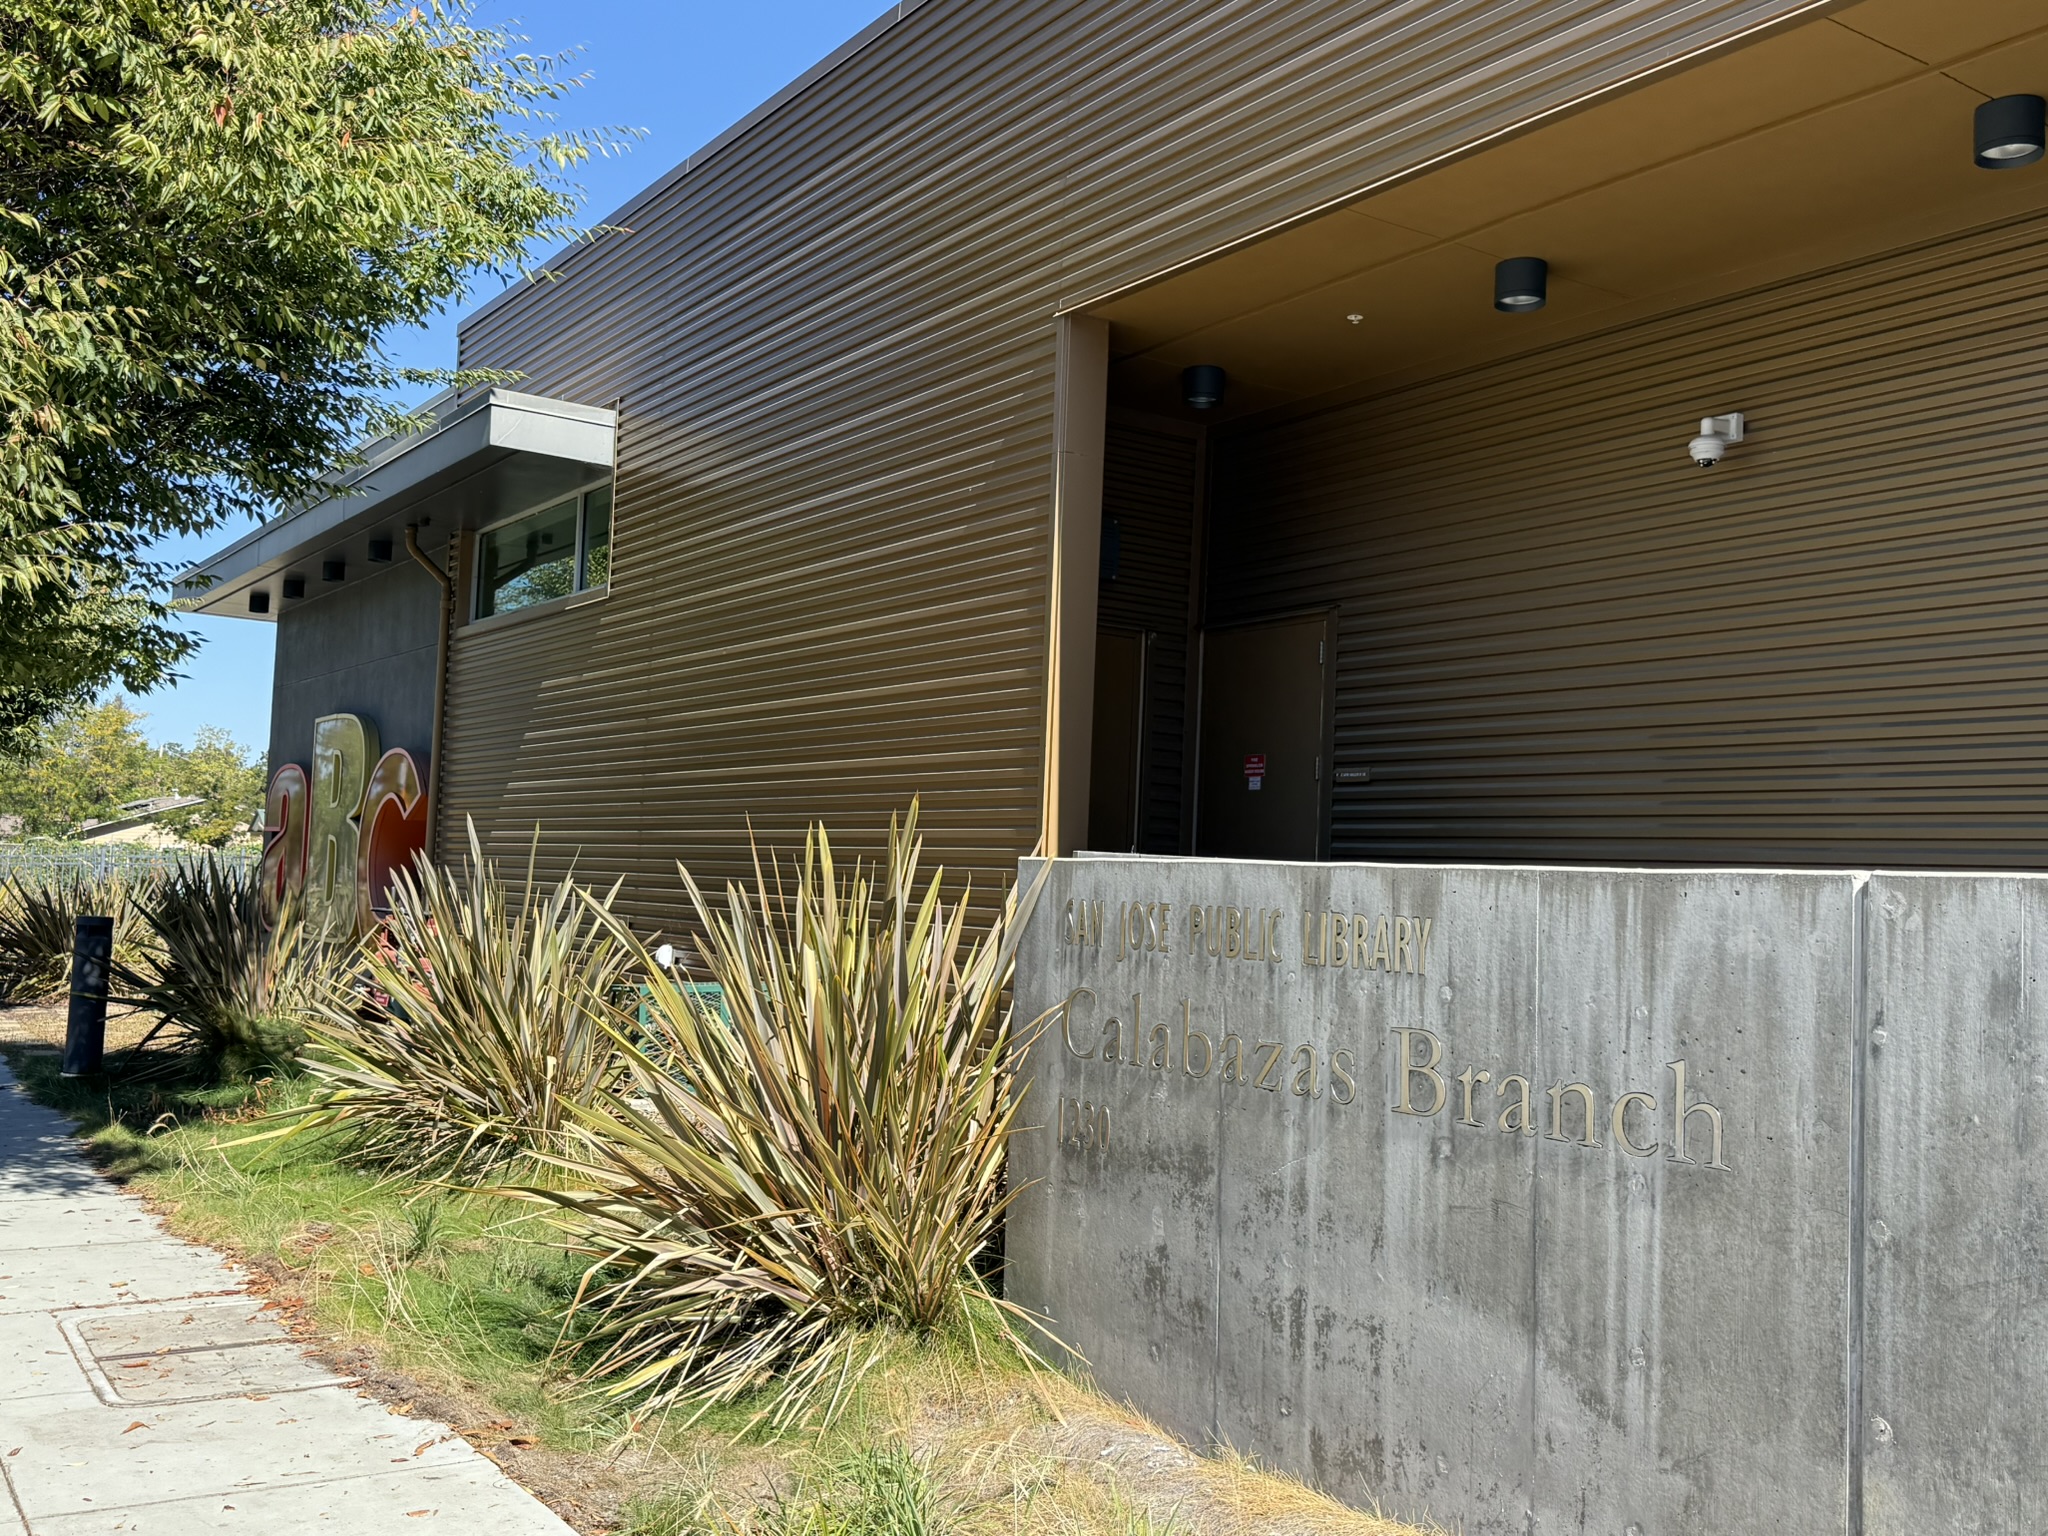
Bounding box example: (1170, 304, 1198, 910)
(1094, 0, 2048, 422)
(176, 389, 616, 620)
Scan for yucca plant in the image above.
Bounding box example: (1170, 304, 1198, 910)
(525, 803, 1052, 1429)
(123, 857, 311, 1076)
(0, 869, 154, 1003)
(270, 822, 634, 1177)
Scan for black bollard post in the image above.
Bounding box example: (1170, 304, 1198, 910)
(61, 915, 114, 1079)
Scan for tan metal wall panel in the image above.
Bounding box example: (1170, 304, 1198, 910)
(1048, 0, 1837, 306)
(1208, 213, 2048, 870)
(442, 0, 1827, 927)
(1098, 422, 1201, 853)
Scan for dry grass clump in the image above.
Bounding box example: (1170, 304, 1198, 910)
(275, 823, 634, 1177)
(527, 804, 1048, 1430)
(889, 1356, 1438, 1536)
(616, 1345, 1437, 1536)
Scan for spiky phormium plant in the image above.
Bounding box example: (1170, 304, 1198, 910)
(528, 803, 1051, 1427)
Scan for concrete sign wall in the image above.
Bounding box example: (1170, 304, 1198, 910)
(1008, 857, 2045, 1535)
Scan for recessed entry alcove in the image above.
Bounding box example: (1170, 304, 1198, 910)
(1067, 0, 2048, 871)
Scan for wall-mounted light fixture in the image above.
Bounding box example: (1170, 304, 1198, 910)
(1976, 95, 2046, 169)
(1494, 257, 1549, 313)
(282, 575, 305, 600)
(367, 537, 394, 563)
(248, 590, 271, 615)
(322, 559, 346, 583)
(1182, 364, 1227, 410)
(1688, 413, 1746, 468)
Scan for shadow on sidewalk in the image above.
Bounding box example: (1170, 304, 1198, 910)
(0, 1089, 116, 1199)
(0, 1009, 265, 1184)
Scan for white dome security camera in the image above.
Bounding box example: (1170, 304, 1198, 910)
(1688, 413, 1745, 468)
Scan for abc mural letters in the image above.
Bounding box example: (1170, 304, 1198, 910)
(260, 713, 428, 939)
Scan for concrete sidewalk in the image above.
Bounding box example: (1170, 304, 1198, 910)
(0, 1060, 577, 1535)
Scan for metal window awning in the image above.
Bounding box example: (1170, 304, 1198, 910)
(175, 389, 616, 620)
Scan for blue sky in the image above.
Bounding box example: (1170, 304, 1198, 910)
(135, 1, 887, 750)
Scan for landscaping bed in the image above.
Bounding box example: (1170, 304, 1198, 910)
(0, 814, 1436, 1536)
(0, 1009, 1426, 1536)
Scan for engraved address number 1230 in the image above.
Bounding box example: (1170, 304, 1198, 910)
(1057, 1096, 1111, 1151)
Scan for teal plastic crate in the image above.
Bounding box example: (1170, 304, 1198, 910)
(630, 980, 733, 1080)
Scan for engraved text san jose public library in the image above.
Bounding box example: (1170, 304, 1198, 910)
(1051, 894, 1732, 1171)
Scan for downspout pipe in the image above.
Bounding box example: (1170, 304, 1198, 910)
(405, 525, 452, 863)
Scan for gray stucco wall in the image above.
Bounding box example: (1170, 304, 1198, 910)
(267, 561, 439, 774)
(1008, 857, 2046, 1536)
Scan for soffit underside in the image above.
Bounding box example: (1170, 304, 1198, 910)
(1097, 0, 2048, 424)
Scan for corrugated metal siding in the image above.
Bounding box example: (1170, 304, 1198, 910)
(443, 0, 1826, 926)
(1050, 0, 1835, 306)
(1098, 421, 1201, 853)
(1208, 213, 2048, 869)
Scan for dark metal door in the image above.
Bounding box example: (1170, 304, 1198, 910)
(1196, 618, 1326, 859)
(1087, 630, 1146, 852)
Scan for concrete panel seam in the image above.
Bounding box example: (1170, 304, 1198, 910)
(1208, 1066, 1224, 1451)
(1847, 868, 1870, 1536)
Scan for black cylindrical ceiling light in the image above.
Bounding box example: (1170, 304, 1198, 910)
(1975, 94, 2046, 169)
(321, 559, 346, 583)
(1182, 364, 1227, 410)
(282, 574, 305, 600)
(248, 590, 271, 615)
(1494, 256, 1549, 312)
(367, 537, 394, 563)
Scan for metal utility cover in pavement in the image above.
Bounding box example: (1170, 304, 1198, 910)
(59, 1295, 354, 1406)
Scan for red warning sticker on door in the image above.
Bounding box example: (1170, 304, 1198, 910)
(1244, 753, 1266, 791)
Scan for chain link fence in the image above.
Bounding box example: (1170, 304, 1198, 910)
(0, 843, 258, 885)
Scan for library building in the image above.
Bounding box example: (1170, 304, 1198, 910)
(185, 3, 2048, 1532)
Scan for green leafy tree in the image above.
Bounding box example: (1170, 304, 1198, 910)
(160, 726, 265, 847)
(0, 699, 265, 841)
(0, 697, 160, 833)
(0, 1, 619, 753)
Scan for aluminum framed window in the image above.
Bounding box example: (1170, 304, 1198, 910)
(474, 481, 613, 620)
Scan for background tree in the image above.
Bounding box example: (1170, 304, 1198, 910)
(0, 0, 619, 754)
(160, 727, 266, 847)
(0, 699, 264, 841)
(0, 698, 159, 833)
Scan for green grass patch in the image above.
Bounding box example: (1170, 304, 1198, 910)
(623, 1446, 957, 1536)
(3, 1045, 269, 1178)
(0, 1045, 987, 1464)
(5, 1041, 989, 1461)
